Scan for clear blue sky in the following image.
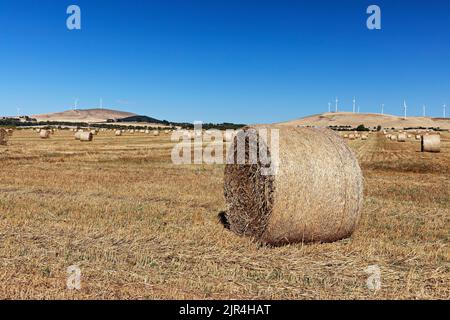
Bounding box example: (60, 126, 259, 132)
(1, 0, 449, 123)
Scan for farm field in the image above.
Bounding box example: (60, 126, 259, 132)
(0, 129, 449, 299)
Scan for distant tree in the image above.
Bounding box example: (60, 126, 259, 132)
(356, 124, 369, 131)
(377, 125, 382, 131)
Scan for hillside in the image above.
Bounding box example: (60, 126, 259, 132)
(277, 112, 450, 130)
(32, 108, 136, 123)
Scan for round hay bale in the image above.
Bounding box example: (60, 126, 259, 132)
(390, 135, 397, 141)
(415, 135, 421, 140)
(79, 132, 93, 142)
(361, 135, 368, 140)
(145, 130, 150, 134)
(115, 130, 122, 136)
(39, 130, 50, 139)
(397, 133, 407, 142)
(74, 131, 83, 140)
(0, 128, 8, 146)
(153, 130, 159, 136)
(348, 133, 356, 140)
(343, 134, 349, 138)
(421, 135, 440, 153)
(223, 126, 364, 246)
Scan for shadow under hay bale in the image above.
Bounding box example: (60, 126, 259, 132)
(223, 126, 364, 246)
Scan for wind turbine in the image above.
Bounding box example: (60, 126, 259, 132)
(422, 105, 426, 117)
(100, 98, 103, 110)
(328, 102, 331, 113)
(381, 104, 384, 115)
(357, 104, 360, 114)
(335, 97, 338, 113)
(353, 97, 356, 113)
(74, 98, 79, 110)
(403, 100, 407, 119)
(444, 104, 447, 118)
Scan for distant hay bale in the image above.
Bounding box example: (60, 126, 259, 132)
(343, 134, 349, 138)
(115, 130, 122, 136)
(407, 134, 412, 139)
(79, 132, 93, 142)
(0, 128, 8, 146)
(421, 135, 440, 153)
(415, 135, 421, 140)
(153, 130, 159, 136)
(361, 135, 368, 140)
(90, 130, 97, 136)
(223, 126, 364, 246)
(390, 135, 397, 141)
(164, 130, 170, 134)
(39, 130, 50, 139)
(397, 133, 407, 142)
(74, 131, 83, 140)
(145, 130, 150, 134)
(348, 133, 356, 140)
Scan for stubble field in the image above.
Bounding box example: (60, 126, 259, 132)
(0, 129, 448, 299)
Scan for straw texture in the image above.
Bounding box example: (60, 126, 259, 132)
(223, 126, 364, 246)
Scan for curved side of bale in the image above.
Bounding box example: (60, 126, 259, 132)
(74, 131, 83, 140)
(390, 135, 397, 141)
(223, 126, 364, 246)
(421, 135, 440, 153)
(115, 130, 122, 136)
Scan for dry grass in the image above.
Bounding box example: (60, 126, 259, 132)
(0, 130, 449, 300)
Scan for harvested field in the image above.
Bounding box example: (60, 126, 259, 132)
(0, 130, 449, 299)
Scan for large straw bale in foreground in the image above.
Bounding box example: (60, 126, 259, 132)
(421, 135, 440, 153)
(223, 126, 364, 246)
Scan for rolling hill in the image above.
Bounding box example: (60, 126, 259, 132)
(277, 112, 450, 130)
(32, 108, 137, 123)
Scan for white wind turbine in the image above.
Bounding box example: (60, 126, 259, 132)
(444, 104, 447, 118)
(381, 103, 384, 115)
(353, 97, 356, 113)
(328, 102, 331, 113)
(403, 100, 407, 119)
(335, 97, 338, 113)
(422, 105, 426, 117)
